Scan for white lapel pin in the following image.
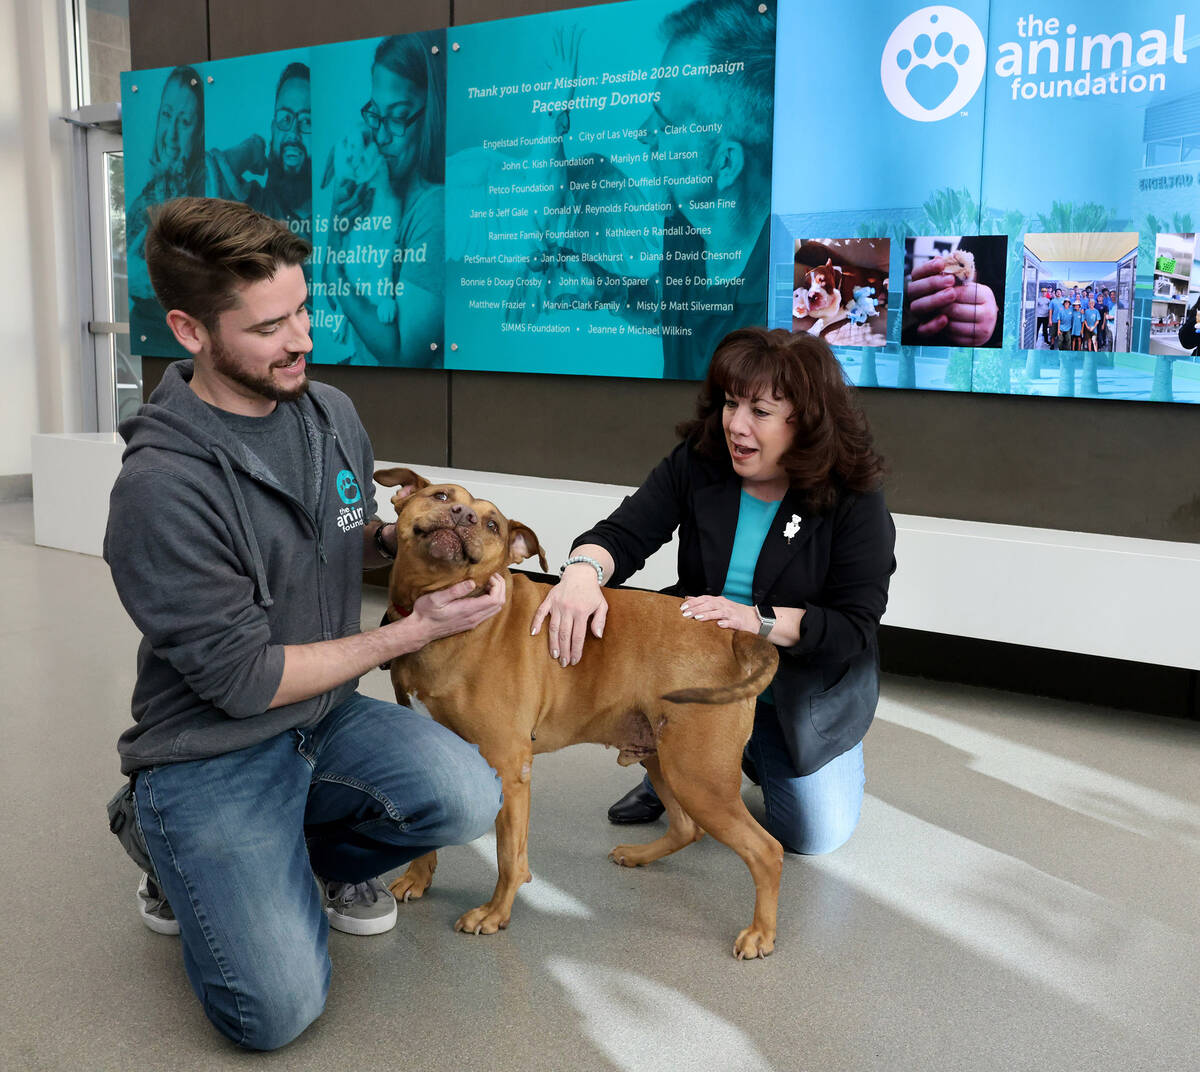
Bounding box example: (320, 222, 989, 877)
(783, 513, 802, 544)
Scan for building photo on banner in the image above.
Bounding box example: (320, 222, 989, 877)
(768, 0, 1200, 403)
(121, 0, 1200, 402)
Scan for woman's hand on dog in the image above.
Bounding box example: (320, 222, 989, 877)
(681, 596, 804, 646)
(681, 595, 758, 633)
(410, 575, 506, 644)
(531, 565, 610, 668)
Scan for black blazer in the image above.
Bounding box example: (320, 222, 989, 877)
(576, 441, 897, 776)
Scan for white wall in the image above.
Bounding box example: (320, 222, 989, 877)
(0, 0, 84, 482)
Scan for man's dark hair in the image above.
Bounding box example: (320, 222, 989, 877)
(144, 196, 311, 331)
(275, 61, 310, 100)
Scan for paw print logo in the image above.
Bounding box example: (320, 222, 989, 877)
(881, 6, 986, 122)
(335, 469, 361, 505)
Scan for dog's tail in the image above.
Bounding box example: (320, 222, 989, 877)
(660, 631, 780, 705)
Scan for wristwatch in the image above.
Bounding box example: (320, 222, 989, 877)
(373, 522, 396, 561)
(754, 604, 776, 638)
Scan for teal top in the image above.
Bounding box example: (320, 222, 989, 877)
(722, 489, 782, 703)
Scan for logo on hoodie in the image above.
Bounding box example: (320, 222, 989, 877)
(335, 469, 365, 535)
(336, 470, 361, 505)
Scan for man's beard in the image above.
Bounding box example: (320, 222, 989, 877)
(211, 334, 309, 403)
(266, 148, 312, 209)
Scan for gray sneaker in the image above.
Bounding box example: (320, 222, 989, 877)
(320, 877, 397, 936)
(137, 872, 180, 936)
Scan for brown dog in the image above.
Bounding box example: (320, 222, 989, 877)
(374, 467, 784, 959)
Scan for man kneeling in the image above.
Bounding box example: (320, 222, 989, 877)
(104, 196, 504, 1050)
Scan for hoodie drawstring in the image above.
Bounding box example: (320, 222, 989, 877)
(213, 446, 275, 609)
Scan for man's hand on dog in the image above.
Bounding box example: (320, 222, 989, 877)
(408, 574, 507, 646)
(906, 255, 998, 346)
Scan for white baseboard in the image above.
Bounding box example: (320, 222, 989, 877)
(29, 434, 1200, 671)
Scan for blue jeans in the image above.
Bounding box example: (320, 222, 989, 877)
(134, 692, 501, 1051)
(642, 701, 865, 855)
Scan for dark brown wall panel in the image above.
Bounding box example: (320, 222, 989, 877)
(860, 389, 1200, 542)
(206, 0, 449, 59)
(315, 367, 449, 466)
(129, 0, 208, 68)
(454, 0, 626, 24)
(449, 372, 694, 482)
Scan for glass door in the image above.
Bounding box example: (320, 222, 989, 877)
(85, 126, 137, 431)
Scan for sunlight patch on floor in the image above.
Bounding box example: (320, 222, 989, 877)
(547, 955, 776, 1072)
(878, 701, 1200, 851)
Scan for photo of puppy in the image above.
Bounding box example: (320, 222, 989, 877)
(792, 238, 889, 347)
(796, 259, 849, 337)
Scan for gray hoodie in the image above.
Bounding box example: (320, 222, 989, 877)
(104, 360, 379, 774)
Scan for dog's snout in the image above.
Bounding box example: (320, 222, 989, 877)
(450, 503, 478, 526)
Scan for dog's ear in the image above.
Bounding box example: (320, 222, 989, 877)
(831, 264, 843, 288)
(376, 468, 429, 518)
(508, 521, 548, 573)
(375, 468, 429, 496)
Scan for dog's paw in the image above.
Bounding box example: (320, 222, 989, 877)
(454, 903, 510, 936)
(389, 869, 433, 904)
(733, 926, 775, 960)
(609, 844, 651, 868)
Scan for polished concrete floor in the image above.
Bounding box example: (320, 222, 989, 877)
(3, 497, 1198, 1072)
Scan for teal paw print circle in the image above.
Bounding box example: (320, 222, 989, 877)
(336, 469, 361, 504)
(881, 6, 986, 122)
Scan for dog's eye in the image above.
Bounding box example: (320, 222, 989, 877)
(487, 520, 499, 532)
(433, 491, 448, 501)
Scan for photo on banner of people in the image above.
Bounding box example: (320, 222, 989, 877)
(442, 0, 774, 380)
(1017, 232, 1139, 398)
(122, 63, 210, 359)
(309, 31, 447, 368)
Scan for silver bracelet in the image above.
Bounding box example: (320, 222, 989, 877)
(560, 554, 605, 585)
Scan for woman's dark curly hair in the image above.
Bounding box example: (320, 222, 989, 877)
(678, 326, 886, 513)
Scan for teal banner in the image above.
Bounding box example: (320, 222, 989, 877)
(443, 0, 775, 380)
(121, 0, 774, 381)
(769, 0, 1200, 403)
